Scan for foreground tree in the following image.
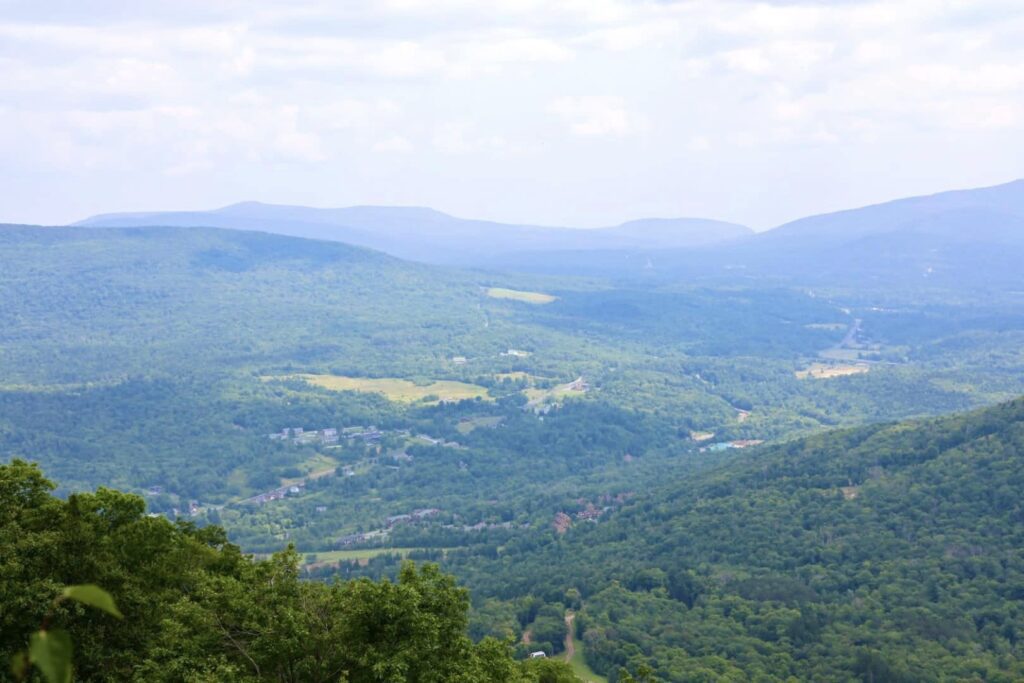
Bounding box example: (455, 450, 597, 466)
(0, 460, 578, 682)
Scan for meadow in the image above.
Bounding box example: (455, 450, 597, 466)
(279, 374, 492, 403)
(486, 287, 557, 304)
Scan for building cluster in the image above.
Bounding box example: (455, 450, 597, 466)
(333, 509, 441, 548)
(268, 425, 389, 445)
(385, 508, 440, 527)
(565, 376, 589, 392)
(413, 434, 464, 449)
(247, 483, 305, 505)
(335, 528, 387, 548)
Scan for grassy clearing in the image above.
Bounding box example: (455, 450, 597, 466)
(277, 374, 491, 403)
(796, 363, 869, 380)
(818, 348, 864, 362)
(281, 454, 338, 486)
(495, 371, 536, 382)
(567, 641, 607, 683)
(302, 547, 447, 569)
(486, 287, 557, 304)
(456, 416, 504, 434)
(303, 548, 408, 564)
(525, 378, 588, 407)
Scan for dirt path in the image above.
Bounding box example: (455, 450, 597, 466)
(563, 611, 576, 662)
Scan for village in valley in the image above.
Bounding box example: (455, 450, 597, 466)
(148, 363, 771, 560)
(146, 331, 773, 567)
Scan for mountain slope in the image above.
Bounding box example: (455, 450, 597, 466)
(765, 178, 1024, 246)
(0, 224, 486, 384)
(717, 179, 1024, 288)
(497, 179, 1024, 289)
(75, 203, 752, 265)
(447, 396, 1024, 681)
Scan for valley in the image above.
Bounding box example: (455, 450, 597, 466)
(6, 185, 1024, 680)
(7, 3, 1024, 679)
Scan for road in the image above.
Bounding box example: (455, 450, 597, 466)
(838, 318, 862, 349)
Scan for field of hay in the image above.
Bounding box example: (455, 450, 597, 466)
(486, 287, 557, 304)
(795, 363, 869, 380)
(282, 374, 491, 403)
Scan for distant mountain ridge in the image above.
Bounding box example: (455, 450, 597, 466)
(491, 178, 1024, 288)
(75, 203, 752, 266)
(765, 178, 1024, 245)
(73, 178, 1024, 288)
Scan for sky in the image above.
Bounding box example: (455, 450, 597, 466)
(1, 0, 1023, 229)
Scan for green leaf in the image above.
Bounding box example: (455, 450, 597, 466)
(10, 651, 28, 679)
(29, 629, 72, 683)
(62, 584, 123, 619)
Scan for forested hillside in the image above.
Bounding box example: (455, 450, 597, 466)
(428, 398, 1024, 681)
(4, 224, 1024, 681)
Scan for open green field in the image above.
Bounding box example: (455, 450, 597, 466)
(303, 548, 409, 564)
(302, 547, 448, 569)
(456, 416, 504, 434)
(281, 453, 338, 486)
(278, 374, 491, 403)
(567, 642, 607, 683)
(525, 378, 589, 407)
(795, 362, 869, 380)
(486, 287, 557, 304)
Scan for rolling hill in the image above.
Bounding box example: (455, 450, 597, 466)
(446, 395, 1024, 681)
(75, 203, 752, 266)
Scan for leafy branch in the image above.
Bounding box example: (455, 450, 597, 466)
(10, 585, 122, 683)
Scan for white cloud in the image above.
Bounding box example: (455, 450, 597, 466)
(687, 135, 712, 152)
(549, 96, 637, 137)
(1, 0, 1024, 226)
(374, 135, 414, 152)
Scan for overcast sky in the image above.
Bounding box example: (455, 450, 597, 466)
(1, 0, 1023, 229)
